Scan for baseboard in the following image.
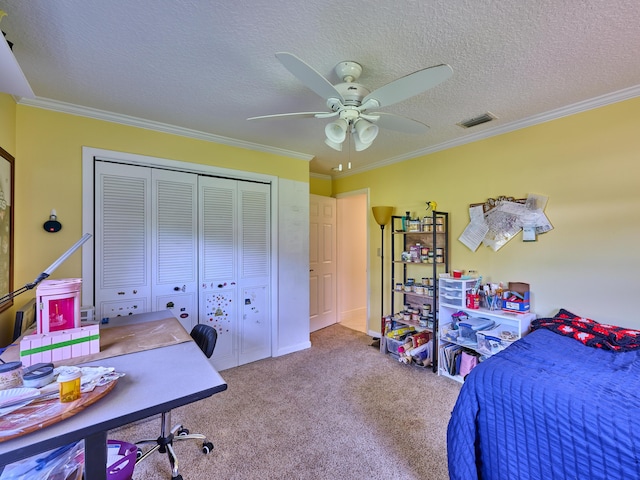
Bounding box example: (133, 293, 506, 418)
(339, 307, 366, 323)
(275, 340, 312, 357)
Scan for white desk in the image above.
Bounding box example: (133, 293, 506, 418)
(0, 311, 228, 479)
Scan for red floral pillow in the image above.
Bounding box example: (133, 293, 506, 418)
(531, 309, 640, 351)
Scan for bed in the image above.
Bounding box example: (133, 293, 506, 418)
(447, 311, 640, 480)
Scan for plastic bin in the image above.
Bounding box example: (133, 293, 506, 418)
(386, 336, 409, 355)
(0, 441, 84, 480)
(458, 317, 495, 344)
(107, 440, 137, 480)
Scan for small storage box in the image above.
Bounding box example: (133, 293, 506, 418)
(502, 282, 530, 313)
(458, 317, 495, 344)
(386, 335, 410, 356)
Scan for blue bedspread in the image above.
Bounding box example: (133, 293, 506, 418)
(447, 328, 640, 480)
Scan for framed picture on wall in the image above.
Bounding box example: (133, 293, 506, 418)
(0, 146, 14, 313)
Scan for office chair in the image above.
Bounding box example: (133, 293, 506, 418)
(135, 323, 218, 480)
(12, 298, 37, 342)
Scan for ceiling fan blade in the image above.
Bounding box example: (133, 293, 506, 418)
(248, 112, 329, 121)
(371, 112, 429, 134)
(363, 64, 453, 108)
(275, 52, 344, 102)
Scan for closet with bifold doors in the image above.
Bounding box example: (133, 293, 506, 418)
(198, 176, 271, 370)
(94, 160, 271, 370)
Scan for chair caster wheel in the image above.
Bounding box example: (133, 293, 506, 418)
(202, 441, 214, 454)
(136, 447, 143, 459)
(172, 475, 183, 480)
(177, 427, 189, 436)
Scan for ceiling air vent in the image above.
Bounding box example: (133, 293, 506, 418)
(457, 112, 496, 129)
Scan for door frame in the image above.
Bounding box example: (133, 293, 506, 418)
(335, 188, 373, 336)
(81, 146, 280, 354)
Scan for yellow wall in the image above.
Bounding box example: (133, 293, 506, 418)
(0, 104, 309, 346)
(0, 94, 16, 155)
(335, 97, 640, 329)
(309, 175, 332, 196)
(3, 95, 640, 344)
(0, 94, 16, 343)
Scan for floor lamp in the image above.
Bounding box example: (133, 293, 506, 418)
(372, 206, 393, 342)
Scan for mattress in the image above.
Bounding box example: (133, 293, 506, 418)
(447, 328, 640, 480)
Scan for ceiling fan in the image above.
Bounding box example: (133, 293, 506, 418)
(248, 52, 453, 152)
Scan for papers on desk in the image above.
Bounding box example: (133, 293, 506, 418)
(54, 365, 123, 393)
(0, 388, 41, 415)
(0, 367, 125, 418)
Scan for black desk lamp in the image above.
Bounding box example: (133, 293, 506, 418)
(0, 233, 92, 306)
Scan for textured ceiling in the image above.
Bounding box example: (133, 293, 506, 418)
(1, 0, 639, 176)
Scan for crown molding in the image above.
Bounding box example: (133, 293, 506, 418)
(346, 84, 640, 176)
(18, 84, 640, 176)
(309, 172, 332, 180)
(18, 96, 314, 162)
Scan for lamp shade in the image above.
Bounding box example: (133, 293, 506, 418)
(354, 118, 379, 144)
(325, 118, 348, 143)
(353, 134, 373, 152)
(324, 137, 343, 151)
(372, 206, 393, 226)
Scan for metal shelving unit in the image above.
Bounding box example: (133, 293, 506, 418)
(388, 211, 449, 372)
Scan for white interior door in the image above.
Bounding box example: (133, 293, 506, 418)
(309, 194, 337, 332)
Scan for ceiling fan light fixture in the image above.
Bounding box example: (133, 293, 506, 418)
(354, 118, 379, 144)
(325, 137, 343, 151)
(325, 118, 348, 143)
(353, 134, 373, 152)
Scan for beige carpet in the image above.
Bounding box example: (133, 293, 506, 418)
(110, 324, 462, 480)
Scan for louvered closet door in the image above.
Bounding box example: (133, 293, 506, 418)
(199, 177, 271, 370)
(151, 169, 198, 333)
(237, 181, 271, 366)
(95, 162, 152, 319)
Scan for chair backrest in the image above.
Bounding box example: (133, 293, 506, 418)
(13, 298, 37, 342)
(190, 324, 217, 358)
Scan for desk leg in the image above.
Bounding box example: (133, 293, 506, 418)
(84, 430, 107, 480)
